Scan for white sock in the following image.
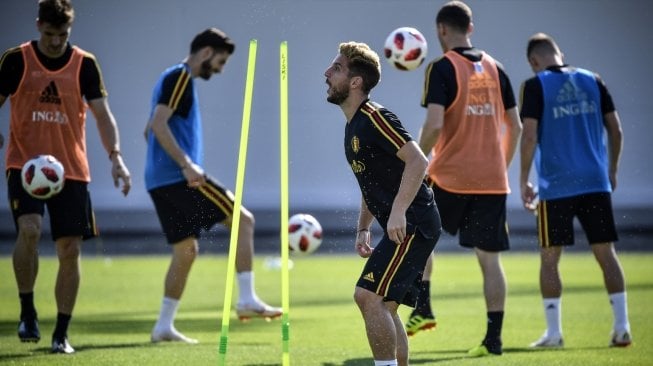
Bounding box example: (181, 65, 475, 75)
(237, 271, 257, 304)
(609, 292, 630, 332)
(374, 360, 397, 366)
(543, 297, 562, 337)
(155, 297, 179, 330)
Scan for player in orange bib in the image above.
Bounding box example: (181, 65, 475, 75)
(412, 1, 522, 357)
(0, 0, 131, 354)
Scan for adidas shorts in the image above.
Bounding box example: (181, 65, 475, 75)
(356, 221, 439, 307)
(6, 168, 97, 241)
(431, 183, 510, 252)
(149, 176, 235, 244)
(537, 192, 618, 247)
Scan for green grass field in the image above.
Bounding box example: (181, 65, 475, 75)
(0, 252, 651, 365)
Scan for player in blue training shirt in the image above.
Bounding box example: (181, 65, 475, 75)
(144, 28, 281, 344)
(520, 32, 632, 349)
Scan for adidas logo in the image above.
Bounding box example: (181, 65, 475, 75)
(39, 81, 61, 105)
(556, 80, 587, 103)
(363, 272, 375, 283)
(546, 304, 557, 310)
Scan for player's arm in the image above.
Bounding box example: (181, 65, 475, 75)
(149, 104, 205, 188)
(503, 106, 522, 167)
(387, 141, 428, 245)
(417, 103, 444, 156)
(355, 198, 375, 258)
(519, 117, 538, 210)
(88, 97, 131, 196)
(603, 111, 623, 191)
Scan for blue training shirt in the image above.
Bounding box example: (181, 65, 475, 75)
(144, 63, 203, 191)
(535, 68, 611, 200)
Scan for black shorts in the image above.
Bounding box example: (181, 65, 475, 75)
(537, 192, 618, 247)
(6, 169, 97, 241)
(149, 176, 235, 244)
(356, 214, 439, 307)
(431, 183, 509, 252)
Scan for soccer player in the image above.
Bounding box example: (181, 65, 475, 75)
(144, 28, 281, 344)
(520, 32, 632, 348)
(324, 41, 441, 366)
(0, 0, 132, 354)
(414, 1, 522, 357)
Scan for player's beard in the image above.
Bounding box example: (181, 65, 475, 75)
(326, 82, 349, 105)
(199, 59, 214, 80)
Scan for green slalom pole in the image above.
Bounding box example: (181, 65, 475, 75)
(218, 39, 258, 366)
(279, 41, 291, 366)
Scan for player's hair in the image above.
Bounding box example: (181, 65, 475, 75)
(38, 0, 75, 27)
(338, 42, 381, 94)
(190, 28, 235, 55)
(436, 1, 472, 34)
(527, 33, 562, 58)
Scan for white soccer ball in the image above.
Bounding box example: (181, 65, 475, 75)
(21, 154, 65, 200)
(384, 26, 428, 71)
(288, 213, 323, 255)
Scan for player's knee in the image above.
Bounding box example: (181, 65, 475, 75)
(240, 209, 255, 228)
(353, 287, 375, 309)
(56, 241, 81, 261)
(17, 224, 41, 245)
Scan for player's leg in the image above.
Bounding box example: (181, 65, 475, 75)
(48, 180, 98, 353)
(354, 288, 399, 365)
(148, 183, 199, 343)
(8, 169, 44, 343)
(580, 192, 631, 347)
(530, 198, 570, 348)
(469, 248, 505, 356)
(14, 214, 43, 343)
(151, 237, 199, 344)
(464, 194, 508, 356)
(591, 242, 631, 346)
(208, 181, 281, 320)
(390, 304, 409, 366)
(51, 235, 82, 353)
(530, 246, 564, 347)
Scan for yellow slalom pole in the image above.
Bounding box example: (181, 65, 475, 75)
(279, 41, 291, 366)
(218, 39, 258, 366)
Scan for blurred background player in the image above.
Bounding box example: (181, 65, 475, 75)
(520, 32, 632, 348)
(325, 41, 441, 366)
(144, 28, 281, 344)
(414, 1, 522, 357)
(0, 0, 132, 354)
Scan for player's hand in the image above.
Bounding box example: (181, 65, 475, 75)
(521, 181, 538, 212)
(386, 211, 406, 245)
(183, 162, 206, 188)
(355, 230, 373, 258)
(111, 154, 131, 196)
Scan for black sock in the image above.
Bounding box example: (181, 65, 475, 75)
(53, 313, 72, 340)
(19, 292, 37, 320)
(415, 280, 434, 316)
(484, 311, 504, 342)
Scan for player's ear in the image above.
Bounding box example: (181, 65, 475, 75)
(350, 75, 363, 90)
(199, 46, 215, 61)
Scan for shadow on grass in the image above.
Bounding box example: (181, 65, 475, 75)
(0, 341, 153, 362)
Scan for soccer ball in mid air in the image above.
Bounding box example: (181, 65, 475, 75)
(288, 213, 323, 255)
(21, 154, 65, 199)
(384, 26, 428, 71)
